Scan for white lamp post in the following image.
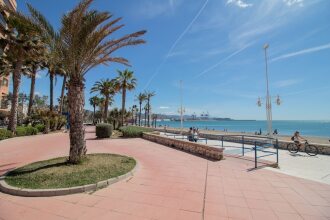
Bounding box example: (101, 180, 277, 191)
(258, 44, 281, 140)
(178, 80, 185, 134)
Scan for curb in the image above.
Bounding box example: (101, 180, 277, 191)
(0, 161, 139, 197)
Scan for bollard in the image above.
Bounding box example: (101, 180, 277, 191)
(276, 139, 279, 165)
(242, 136, 245, 156)
(255, 141, 257, 168)
(221, 136, 224, 148)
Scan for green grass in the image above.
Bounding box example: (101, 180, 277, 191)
(5, 154, 136, 189)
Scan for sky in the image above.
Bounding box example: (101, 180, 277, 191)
(16, 0, 330, 120)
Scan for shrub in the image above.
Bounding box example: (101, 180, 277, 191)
(16, 126, 38, 136)
(34, 124, 45, 133)
(119, 126, 152, 138)
(15, 127, 27, 136)
(25, 126, 38, 135)
(96, 123, 113, 138)
(0, 129, 13, 140)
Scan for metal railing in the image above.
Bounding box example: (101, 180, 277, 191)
(163, 131, 279, 168)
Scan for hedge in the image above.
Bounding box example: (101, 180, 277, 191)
(119, 126, 153, 138)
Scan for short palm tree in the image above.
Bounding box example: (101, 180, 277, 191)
(144, 91, 155, 127)
(59, 0, 145, 163)
(91, 79, 116, 122)
(89, 96, 100, 123)
(114, 69, 137, 126)
(135, 93, 146, 126)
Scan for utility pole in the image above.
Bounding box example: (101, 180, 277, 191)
(178, 80, 185, 134)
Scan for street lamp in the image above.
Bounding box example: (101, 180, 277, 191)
(178, 80, 185, 134)
(258, 44, 281, 140)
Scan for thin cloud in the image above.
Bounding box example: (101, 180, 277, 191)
(136, 0, 183, 19)
(159, 106, 170, 109)
(271, 43, 330, 62)
(227, 0, 253, 8)
(274, 79, 301, 88)
(194, 42, 254, 78)
(283, 0, 304, 7)
(144, 0, 209, 89)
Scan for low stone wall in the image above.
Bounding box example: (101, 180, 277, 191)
(152, 128, 330, 155)
(142, 132, 223, 160)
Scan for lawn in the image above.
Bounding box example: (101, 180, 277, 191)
(5, 154, 136, 189)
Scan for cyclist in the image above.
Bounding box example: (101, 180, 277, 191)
(291, 131, 306, 147)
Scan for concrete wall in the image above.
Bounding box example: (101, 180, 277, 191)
(142, 132, 224, 160)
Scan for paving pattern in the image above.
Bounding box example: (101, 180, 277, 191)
(0, 127, 330, 220)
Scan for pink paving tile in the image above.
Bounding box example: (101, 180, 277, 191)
(204, 202, 228, 217)
(275, 212, 304, 220)
(77, 195, 104, 207)
(250, 209, 278, 220)
(226, 205, 253, 220)
(150, 206, 179, 220)
(224, 195, 248, 208)
(290, 203, 326, 217)
(269, 201, 298, 214)
(78, 207, 109, 220)
(245, 198, 272, 210)
(204, 214, 229, 220)
(161, 197, 182, 209)
(180, 199, 204, 213)
(177, 210, 202, 220)
(242, 190, 264, 200)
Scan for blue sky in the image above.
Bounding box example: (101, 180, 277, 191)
(16, 0, 330, 120)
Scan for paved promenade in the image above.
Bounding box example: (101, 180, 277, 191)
(1, 128, 330, 220)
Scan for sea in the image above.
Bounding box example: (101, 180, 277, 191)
(157, 120, 330, 138)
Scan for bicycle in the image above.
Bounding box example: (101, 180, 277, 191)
(287, 140, 318, 156)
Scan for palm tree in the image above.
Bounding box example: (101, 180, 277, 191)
(89, 96, 100, 124)
(27, 4, 65, 112)
(91, 79, 116, 122)
(144, 91, 155, 127)
(135, 93, 146, 126)
(58, 0, 146, 163)
(143, 104, 148, 126)
(27, 64, 37, 115)
(0, 4, 45, 132)
(114, 69, 137, 126)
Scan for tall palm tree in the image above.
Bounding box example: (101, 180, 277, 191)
(114, 69, 137, 126)
(91, 79, 116, 122)
(0, 4, 45, 132)
(89, 96, 100, 124)
(27, 64, 37, 115)
(58, 0, 146, 164)
(135, 93, 146, 126)
(144, 91, 155, 127)
(27, 4, 65, 112)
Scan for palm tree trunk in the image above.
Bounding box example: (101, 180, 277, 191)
(93, 104, 96, 124)
(144, 109, 147, 126)
(147, 99, 150, 127)
(139, 102, 142, 126)
(68, 79, 86, 164)
(104, 95, 109, 122)
(49, 72, 54, 112)
(58, 75, 67, 114)
(8, 60, 23, 133)
(121, 87, 126, 126)
(27, 67, 36, 116)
